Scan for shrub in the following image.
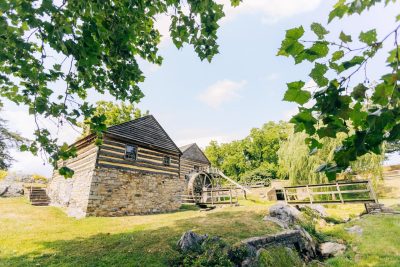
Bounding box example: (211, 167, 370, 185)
(170, 237, 233, 267)
(257, 246, 303, 267)
(0, 170, 7, 180)
(32, 174, 48, 183)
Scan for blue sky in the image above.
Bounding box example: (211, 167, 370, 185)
(4, 0, 400, 176)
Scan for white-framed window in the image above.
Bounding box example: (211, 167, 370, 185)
(163, 156, 171, 166)
(124, 144, 137, 160)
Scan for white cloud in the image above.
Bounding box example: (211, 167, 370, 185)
(218, 0, 322, 24)
(198, 79, 247, 108)
(154, 14, 172, 47)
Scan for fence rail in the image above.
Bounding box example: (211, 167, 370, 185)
(283, 180, 377, 205)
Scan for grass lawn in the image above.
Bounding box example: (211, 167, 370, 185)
(322, 201, 400, 267)
(1, 197, 399, 266)
(0, 197, 279, 267)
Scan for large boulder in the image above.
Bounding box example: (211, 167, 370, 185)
(264, 203, 302, 228)
(0, 181, 24, 197)
(177, 231, 208, 252)
(318, 242, 346, 258)
(241, 226, 317, 262)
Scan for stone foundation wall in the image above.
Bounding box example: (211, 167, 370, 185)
(86, 167, 185, 216)
(47, 143, 98, 218)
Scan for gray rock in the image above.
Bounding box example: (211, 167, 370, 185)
(241, 226, 316, 262)
(345, 225, 363, 235)
(0, 182, 24, 197)
(319, 242, 346, 258)
(268, 203, 302, 227)
(177, 231, 208, 251)
(298, 204, 328, 218)
(309, 204, 328, 218)
(263, 215, 289, 229)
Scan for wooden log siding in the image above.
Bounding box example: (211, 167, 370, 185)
(180, 158, 210, 180)
(97, 136, 180, 176)
(53, 143, 98, 179)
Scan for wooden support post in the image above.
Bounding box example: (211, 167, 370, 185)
(367, 179, 378, 203)
(306, 185, 313, 204)
(336, 182, 344, 204)
(283, 188, 288, 203)
(211, 188, 214, 205)
(229, 189, 232, 205)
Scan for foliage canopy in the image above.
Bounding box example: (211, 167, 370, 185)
(279, 0, 400, 179)
(0, 0, 237, 175)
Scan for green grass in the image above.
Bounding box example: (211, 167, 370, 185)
(0, 197, 279, 267)
(321, 202, 400, 267)
(1, 197, 399, 266)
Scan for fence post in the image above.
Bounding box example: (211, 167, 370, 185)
(336, 182, 344, 204)
(306, 185, 313, 204)
(229, 189, 232, 205)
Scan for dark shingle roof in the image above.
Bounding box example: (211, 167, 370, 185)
(179, 143, 210, 164)
(106, 115, 181, 154)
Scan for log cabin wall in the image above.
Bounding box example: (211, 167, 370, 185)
(47, 136, 98, 218)
(179, 143, 211, 181)
(84, 133, 184, 216)
(180, 158, 210, 180)
(96, 134, 180, 176)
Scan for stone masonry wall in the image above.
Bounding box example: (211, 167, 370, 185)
(47, 143, 98, 218)
(86, 167, 185, 216)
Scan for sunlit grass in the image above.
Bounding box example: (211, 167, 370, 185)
(0, 197, 279, 266)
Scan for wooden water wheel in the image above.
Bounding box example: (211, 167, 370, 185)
(187, 171, 213, 201)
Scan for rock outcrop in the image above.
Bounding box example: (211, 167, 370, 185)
(177, 231, 208, 251)
(241, 226, 317, 262)
(318, 242, 346, 258)
(263, 203, 302, 228)
(0, 182, 24, 197)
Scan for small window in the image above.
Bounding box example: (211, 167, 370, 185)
(163, 156, 171, 166)
(125, 145, 137, 160)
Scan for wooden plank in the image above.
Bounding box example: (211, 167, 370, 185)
(97, 162, 179, 176)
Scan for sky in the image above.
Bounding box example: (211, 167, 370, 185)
(3, 0, 400, 176)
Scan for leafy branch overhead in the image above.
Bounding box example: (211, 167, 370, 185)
(278, 0, 400, 180)
(0, 0, 234, 177)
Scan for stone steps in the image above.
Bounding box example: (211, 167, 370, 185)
(27, 187, 49, 206)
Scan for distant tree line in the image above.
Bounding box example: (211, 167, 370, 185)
(204, 121, 385, 186)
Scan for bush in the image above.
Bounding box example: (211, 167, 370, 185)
(170, 237, 233, 267)
(171, 237, 254, 266)
(239, 167, 273, 185)
(32, 174, 47, 183)
(257, 246, 303, 267)
(0, 170, 7, 180)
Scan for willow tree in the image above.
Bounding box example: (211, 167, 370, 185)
(277, 131, 384, 186)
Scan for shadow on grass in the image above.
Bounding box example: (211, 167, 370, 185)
(1, 210, 278, 267)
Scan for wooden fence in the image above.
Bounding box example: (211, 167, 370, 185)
(283, 180, 377, 205)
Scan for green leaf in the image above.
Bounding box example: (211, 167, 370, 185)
(359, 29, 377, 45)
(371, 82, 393, 106)
(283, 81, 311, 105)
(349, 102, 368, 128)
(339, 31, 352, 43)
(309, 63, 328, 87)
(295, 41, 329, 63)
(59, 166, 74, 178)
(351, 83, 368, 100)
(277, 26, 305, 57)
(331, 50, 344, 62)
(290, 108, 317, 135)
(310, 22, 329, 39)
